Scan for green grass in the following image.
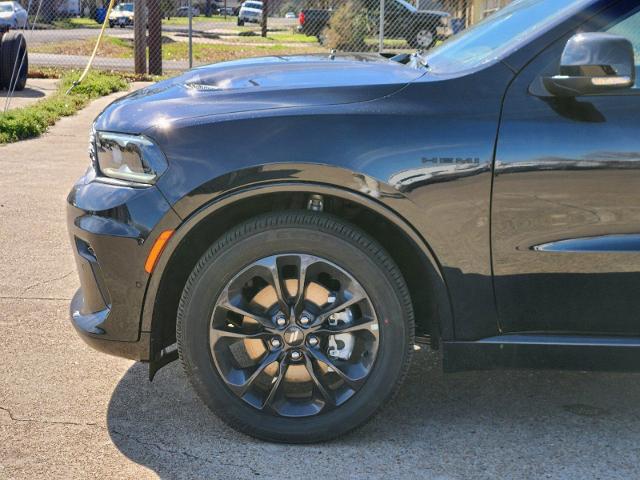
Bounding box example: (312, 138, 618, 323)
(0, 71, 128, 144)
(223, 31, 320, 44)
(52, 17, 102, 29)
(31, 35, 324, 63)
(162, 41, 323, 62)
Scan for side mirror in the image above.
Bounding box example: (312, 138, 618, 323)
(543, 32, 636, 97)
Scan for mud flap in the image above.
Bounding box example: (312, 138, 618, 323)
(148, 344, 179, 381)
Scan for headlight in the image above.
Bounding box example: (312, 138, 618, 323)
(93, 131, 167, 185)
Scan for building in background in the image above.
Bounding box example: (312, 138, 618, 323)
(470, 0, 512, 24)
(416, 0, 511, 28)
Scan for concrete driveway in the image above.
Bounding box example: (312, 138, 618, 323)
(0, 79, 58, 111)
(1, 89, 640, 480)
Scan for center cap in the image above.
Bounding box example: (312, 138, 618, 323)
(283, 326, 304, 346)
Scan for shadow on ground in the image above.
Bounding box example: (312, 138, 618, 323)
(1, 87, 46, 99)
(107, 349, 640, 480)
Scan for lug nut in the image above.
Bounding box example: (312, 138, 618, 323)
(274, 314, 287, 327)
(290, 351, 302, 361)
(270, 338, 282, 349)
(307, 336, 319, 347)
(328, 348, 339, 358)
(299, 314, 311, 326)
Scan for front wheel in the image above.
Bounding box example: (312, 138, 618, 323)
(177, 211, 414, 443)
(237, 18, 244, 26)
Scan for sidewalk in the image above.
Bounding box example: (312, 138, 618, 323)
(0, 78, 58, 111)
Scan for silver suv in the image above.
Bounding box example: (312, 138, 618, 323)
(237, 0, 262, 26)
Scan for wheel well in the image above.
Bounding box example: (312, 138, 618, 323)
(150, 191, 447, 354)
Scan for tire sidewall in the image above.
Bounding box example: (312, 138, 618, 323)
(179, 220, 411, 442)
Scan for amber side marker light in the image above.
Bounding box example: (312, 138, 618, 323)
(145, 230, 175, 274)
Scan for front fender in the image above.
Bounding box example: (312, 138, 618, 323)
(148, 72, 508, 341)
(143, 173, 453, 322)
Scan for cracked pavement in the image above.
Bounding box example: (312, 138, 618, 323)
(2, 85, 640, 480)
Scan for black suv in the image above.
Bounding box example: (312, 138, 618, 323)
(67, 0, 640, 443)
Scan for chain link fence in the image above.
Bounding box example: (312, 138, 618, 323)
(2, 0, 490, 75)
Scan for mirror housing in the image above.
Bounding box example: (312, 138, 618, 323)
(543, 32, 636, 97)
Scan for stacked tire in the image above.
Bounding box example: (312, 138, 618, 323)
(0, 31, 28, 91)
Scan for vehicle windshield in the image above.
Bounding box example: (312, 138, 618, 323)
(115, 3, 133, 12)
(0, 4, 14, 12)
(244, 2, 262, 10)
(424, 0, 594, 74)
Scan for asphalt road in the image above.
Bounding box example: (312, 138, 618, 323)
(2, 87, 640, 480)
(24, 18, 298, 44)
(24, 19, 300, 71)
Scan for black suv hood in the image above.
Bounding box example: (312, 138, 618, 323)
(94, 54, 424, 133)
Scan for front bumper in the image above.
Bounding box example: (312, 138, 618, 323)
(110, 15, 133, 25)
(70, 288, 151, 360)
(67, 169, 180, 360)
(240, 13, 261, 22)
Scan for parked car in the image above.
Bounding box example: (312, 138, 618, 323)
(0, 1, 27, 29)
(108, 2, 134, 28)
(176, 5, 200, 17)
(284, 11, 296, 19)
(57, 0, 80, 17)
(68, 0, 640, 443)
(237, 0, 261, 26)
(219, 6, 235, 16)
(299, 0, 453, 48)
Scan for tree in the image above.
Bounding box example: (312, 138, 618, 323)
(323, 0, 370, 51)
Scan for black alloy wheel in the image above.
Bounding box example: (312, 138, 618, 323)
(177, 211, 414, 443)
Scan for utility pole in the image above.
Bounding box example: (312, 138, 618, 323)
(261, 0, 268, 38)
(134, 0, 147, 74)
(148, 0, 162, 74)
(188, 0, 193, 68)
(378, 0, 385, 53)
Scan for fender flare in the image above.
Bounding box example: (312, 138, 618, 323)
(141, 181, 455, 370)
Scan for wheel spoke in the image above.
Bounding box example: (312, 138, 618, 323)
(263, 357, 289, 411)
(311, 292, 367, 328)
(210, 327, 270, 340)
(307, 348, 365, 390)
(228, 349, 281, 397)
(217, 288, 275, 331)
(315, 317, 378, 335)
(292, 255, 315, 312)
(304, 355, 336, 409)
(255, 257, 289, 312)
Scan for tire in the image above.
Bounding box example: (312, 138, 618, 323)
(109, 21, 114, 28)
(177, 211, 414, 443)
(237, 18, 244, 26)
(0, 32, 28, 91)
